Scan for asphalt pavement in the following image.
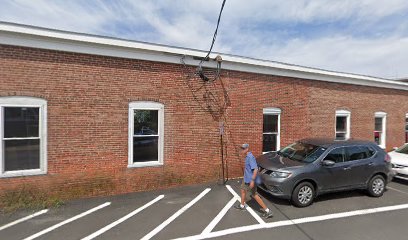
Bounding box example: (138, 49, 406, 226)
(1, 179, 408, 240)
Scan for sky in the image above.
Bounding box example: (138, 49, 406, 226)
(1, 0, 408, 79)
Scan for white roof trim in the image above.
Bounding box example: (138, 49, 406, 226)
(1, 22, 408, 91)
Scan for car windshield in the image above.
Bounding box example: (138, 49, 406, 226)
(395, 144, 408, 154)
(279, 142, 326, 163)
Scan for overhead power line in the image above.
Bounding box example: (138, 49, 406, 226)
(197, 0, 227, 81)
(200, 0, 227, 66)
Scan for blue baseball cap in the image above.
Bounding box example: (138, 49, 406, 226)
(241, 143, 249, 149)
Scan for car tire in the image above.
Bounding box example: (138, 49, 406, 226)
(292, 182, 315, 208)
(367, 175, 386, 197)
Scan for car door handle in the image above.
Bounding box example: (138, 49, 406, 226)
(343, 167, 351, 170)
(368, 162, 374, 166)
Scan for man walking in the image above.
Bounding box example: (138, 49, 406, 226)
(234, 143, 273, 219)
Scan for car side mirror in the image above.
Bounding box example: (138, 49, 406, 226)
(322, 160, 335, 167)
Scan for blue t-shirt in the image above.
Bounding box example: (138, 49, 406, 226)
(244, 152, 260, 184)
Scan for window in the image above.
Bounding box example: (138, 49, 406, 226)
(405, 113, 408, 143)
(335, 110, 350, 140)
(324, 147, 346, 163)
(345, 146, 374, 161)
(263, 108, 281, 153)
(374, 112, 387, 148)
(128, 101, 164, 167)
(0, 97, 47, 177)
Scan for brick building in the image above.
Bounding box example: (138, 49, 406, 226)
(1, 22, 408, 200)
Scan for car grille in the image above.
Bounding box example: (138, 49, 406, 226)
(259, 183, 282, 193)
(392, 164, 408, 169)
(268, 185, 282, 193)
(259, 166, 272, 175)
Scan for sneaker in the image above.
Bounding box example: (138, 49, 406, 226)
(262, 211, 274, 219)
(234, 204, 246, 211)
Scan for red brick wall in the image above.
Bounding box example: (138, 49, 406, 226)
(1, 45, 407, 200)
(308, 82, 408, 149)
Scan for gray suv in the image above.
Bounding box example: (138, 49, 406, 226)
(257, 138, 394, 207)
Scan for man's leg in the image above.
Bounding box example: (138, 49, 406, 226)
(240, 189, 247, 206)
(251, 187, 273, 218)
(235, 182, 247, 210)
(252, 194, 267, 209)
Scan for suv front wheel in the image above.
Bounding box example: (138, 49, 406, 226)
(292, 182, 315, 207)
(367, 175, 386, 197)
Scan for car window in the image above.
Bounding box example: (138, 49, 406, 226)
(304, 147, 327, 163)
(346, 146, 370, 161)
(279, 142, 321, 162)
(366, 146, 376, 158)
(324, 147, 345, 163)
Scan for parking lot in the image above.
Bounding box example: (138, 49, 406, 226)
(1, 179, 408, 240)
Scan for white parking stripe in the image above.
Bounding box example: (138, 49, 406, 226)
(173, 203, 408, 240)
(0, 209, 48, 231)
(201, 197, 236, 235)
(388, 186, 408, 195)
(225, 185, 266, 225)
(141, 188, 211, 240)
(81, 195, 164, 240)
(22, 202, 111, 240)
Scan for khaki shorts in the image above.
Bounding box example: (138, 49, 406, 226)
(241, 181, 258, 199)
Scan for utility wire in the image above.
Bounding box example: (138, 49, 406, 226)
(198, 0, 227, 69)
(180, 0, 227, 81)
(196, 0, 227, 81)
(179, 0, 230, 184)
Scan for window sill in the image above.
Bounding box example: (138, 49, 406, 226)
(128, 162, 163, 168)
(0, 170, 46, 178)
(262, 151, 278, 154)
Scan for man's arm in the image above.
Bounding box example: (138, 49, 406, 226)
(249, 155, 258, 188)
(251, 168, 258, 181)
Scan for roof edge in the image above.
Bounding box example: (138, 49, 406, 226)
(1, 21, 408, 91)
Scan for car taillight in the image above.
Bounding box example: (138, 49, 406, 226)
(385, 153, 391, 162)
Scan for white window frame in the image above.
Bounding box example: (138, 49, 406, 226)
(128, 101, 164, 168)
(263, 108, 281, 153)
(0, 96, 47, 178)
(405, 113, 408, 143)
(335, 110, 351, 140)
(374, 112, 387, 149)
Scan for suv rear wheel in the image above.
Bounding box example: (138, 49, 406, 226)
(367, 175, 386, 197)
(292, 182, 315, 207)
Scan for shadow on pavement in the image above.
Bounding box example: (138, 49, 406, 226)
(256, 186, 388, 207)
(392, 178, 408, 185)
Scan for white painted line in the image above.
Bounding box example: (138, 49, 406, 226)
(81, 195, 164, 240)
(0, 209, 49, 231)
(388, 186, 408, 195)
(22, 202, 111, 240)
(141, 188, 211, 240)
(172, 203, 408, 240)
(173, 224, 266, 240)
(201, 197, 236, 235)
(225, 185, 265, 225)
